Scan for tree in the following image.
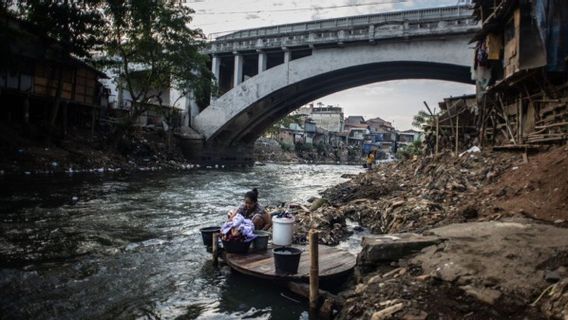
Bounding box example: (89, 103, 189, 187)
(10, 0, 213, 138)
(412, 110, 433, 129)
(101, 0, 214, 133)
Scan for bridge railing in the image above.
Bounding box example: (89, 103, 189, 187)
(211, 6, 472, 42)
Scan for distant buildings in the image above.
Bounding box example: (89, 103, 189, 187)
(275, 101, 425, 158)
(296, 103, 344, 132)
(367, 117, 394, 133)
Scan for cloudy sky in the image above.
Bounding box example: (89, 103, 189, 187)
(188, 0, 474, 130)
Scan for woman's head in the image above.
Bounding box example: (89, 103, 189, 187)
(244, 188, 259, 209)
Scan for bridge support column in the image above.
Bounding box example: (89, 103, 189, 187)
(233, 52, 244, 87)
(258, 51, 267, 73)
(211, 55, 221, 85)
(283, 48, 291, 64)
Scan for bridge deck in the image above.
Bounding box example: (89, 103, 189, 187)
(224, 244, 355, 282)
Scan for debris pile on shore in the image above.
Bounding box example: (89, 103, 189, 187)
(0, 126, 196, 175)
(293, 150, 517, 245)
(292, 146, 568, 319)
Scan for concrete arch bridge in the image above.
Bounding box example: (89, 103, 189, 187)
(181, 5, 480, 165)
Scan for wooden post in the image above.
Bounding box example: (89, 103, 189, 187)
(455, 114, 459, 156)
(435, 115, 439, 155)
(212, 233, 219, 266)
(309, 230, 319, 319)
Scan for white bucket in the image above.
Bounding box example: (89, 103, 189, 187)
(272, 216, 295, 246)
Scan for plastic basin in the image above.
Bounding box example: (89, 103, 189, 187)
(252, 230, 270, 251)
(222, 239, 252, 254)
(273, 247, 302, 274)
(199, 226, 220, 247)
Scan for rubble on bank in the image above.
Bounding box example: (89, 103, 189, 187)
(291, 146, 568, 319)
(254, 137, 362, 164)
(294, 146, 568, 247)
(338, 219, 568, 320)
(0, 126, 196, 175)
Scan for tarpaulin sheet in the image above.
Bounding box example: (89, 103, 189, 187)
(534, 0, 568, 72)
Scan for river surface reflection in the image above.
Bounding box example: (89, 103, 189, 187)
(0, 164, 363, 319)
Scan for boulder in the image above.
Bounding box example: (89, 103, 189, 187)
(357, 233, 444, 266)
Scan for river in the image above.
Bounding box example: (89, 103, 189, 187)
(0, 164, 364, 320)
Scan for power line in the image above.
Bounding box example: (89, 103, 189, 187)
(196, 0, 409, 15)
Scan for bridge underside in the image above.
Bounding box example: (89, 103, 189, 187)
(209, 61, 473, 147)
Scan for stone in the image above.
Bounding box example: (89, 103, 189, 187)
(460, 285, 502, 305)
(545, 271, 561, 283)
(371, 303, 404, 320)
(368, 274, 383, 284)
(415, 274, 431, 282)
(402, 310, 428, 320)
(358, 234, 444, 266)
(355, 283, 367, 294)
(310, 198, 327, 211)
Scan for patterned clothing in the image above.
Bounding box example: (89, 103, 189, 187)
(235, 203, 265, 220)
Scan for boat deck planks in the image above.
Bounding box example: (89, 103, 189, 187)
(224, 244, 356, 282)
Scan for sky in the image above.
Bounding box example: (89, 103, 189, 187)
(188, 0, 475, 131)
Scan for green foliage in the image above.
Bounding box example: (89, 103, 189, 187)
(412, 110, 433, 129)
(10, 0, 214, 131)
(315, 141, 327, 154)
(102, 0, 214, 122)
(396, 140, 423, 160)
(14, 0, 106, 58)
(295, 142, 313, 152)
(279, 142, 293, 152)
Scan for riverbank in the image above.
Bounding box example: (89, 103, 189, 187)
(0, 124, 197, 176)
(254, 137, 363, 165)
(293, 145, 568, 319)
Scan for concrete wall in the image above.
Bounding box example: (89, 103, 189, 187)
(308, 113, 344, 132)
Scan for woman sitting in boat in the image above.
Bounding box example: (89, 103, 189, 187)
(228, 188, 272, 230)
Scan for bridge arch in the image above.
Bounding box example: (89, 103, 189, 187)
(193, 34, 475, 146)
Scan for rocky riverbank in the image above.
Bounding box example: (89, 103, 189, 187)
(0, 125, 196, 176)
(254, 137, 363, 165)
(293, 145, 568, 319)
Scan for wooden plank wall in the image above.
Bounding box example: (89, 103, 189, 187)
(33, 63, 97, 105)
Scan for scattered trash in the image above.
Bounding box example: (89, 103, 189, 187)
(459, 146, 481, 157)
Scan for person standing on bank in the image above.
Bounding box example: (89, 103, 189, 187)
(366, 151, 375, 170)
(228, 188, 272, 230)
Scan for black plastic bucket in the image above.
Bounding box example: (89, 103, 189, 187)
(252, 230, 270, 251)
(222, 239, 252, 254)
(273, 247, 302, 274)
(199, 226, 220, 247)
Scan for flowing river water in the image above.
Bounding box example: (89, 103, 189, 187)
(0, 164, 364, 320)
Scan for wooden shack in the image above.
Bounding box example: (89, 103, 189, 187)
(0, 12, 107, 131)
(472, 0, 568, 146)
